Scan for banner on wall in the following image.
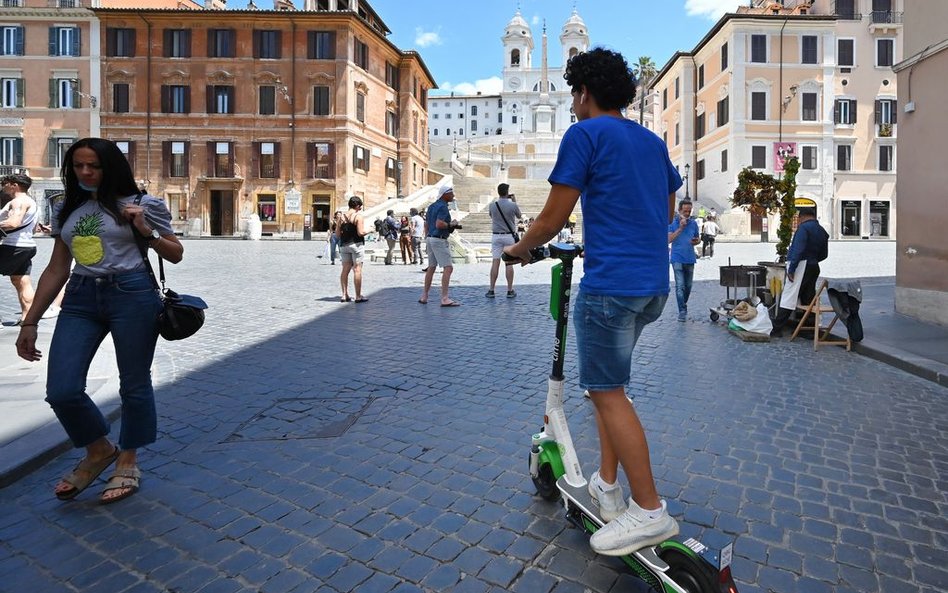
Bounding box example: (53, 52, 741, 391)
(774, 142, 796, 173)
(284, 188, 302, 214)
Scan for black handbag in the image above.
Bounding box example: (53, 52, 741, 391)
(133, 198, 207, 341)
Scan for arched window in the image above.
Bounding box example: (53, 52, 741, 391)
(511, 49, 520, 66)
(569, 47, 578, 58)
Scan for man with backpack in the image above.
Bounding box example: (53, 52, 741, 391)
(486, 183, 522, 298)
(383, 209, 399, 265)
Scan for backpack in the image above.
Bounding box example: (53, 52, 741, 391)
(373, 219, 385, 236)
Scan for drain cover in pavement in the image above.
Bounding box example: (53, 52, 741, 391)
(223, 397, 373, 442)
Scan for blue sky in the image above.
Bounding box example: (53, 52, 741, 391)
(244, 1, 747, 95)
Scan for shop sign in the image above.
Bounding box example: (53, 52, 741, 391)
(284, 188, 301, 214)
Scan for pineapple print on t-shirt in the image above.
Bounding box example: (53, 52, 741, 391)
(71, 211, 106, 265)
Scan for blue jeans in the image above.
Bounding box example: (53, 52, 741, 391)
(573, 290, 668, 391)
(46, 271, 162, 450)
(671, 263, 694, 315)
(329, 234, 340, 263)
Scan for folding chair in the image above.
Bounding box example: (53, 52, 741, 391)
(789, 279, 852, 351)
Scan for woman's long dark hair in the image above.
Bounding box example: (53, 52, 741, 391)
(58, 138, 140, 229)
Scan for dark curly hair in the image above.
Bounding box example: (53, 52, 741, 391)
(564, 47, 637, 112)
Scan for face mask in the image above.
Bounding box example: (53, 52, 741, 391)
(78, 182, 98, 192)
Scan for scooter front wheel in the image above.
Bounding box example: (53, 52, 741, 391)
(657, 548, 718, 593)
(529, 453, 561, 502)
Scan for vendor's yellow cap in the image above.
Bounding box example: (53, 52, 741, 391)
(795, 197, 816, 208)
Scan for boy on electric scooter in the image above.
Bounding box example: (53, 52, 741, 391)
(504, 47, 682, 557)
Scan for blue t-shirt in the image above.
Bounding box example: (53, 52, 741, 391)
(426, 200, 451, 238)
(548, 116, 681, 296)
(668, 217, 700, 264)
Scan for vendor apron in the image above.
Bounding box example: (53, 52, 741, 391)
(779, 264, 805, 310)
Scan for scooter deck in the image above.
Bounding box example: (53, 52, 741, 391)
(556, 477, 674, 574)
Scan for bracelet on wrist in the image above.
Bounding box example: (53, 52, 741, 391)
(20, 323, 38, 327)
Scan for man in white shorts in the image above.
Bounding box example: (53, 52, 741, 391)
(486, 183, 522, 298)
(419, 186, 461, 306)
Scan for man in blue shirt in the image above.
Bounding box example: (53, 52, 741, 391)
(667, 200, 701, 322)
(772, 205, 829, 335)
(420, 186, 461, 306)
(505, 48, 681, 557)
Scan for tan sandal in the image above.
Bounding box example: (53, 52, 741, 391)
(100, 467, 141, 505)
(55, 446, 120, 501)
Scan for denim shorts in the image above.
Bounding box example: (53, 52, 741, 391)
(573, 290, 668, 391)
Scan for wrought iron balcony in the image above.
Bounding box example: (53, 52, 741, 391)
(870, 10, 903, 24)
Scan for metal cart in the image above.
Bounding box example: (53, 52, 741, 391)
(709, 260, 767, 322)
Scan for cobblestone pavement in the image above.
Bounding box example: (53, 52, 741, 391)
(1, 239, 946, 593)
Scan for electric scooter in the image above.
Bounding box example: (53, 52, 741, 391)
(512, 243, 740, 593)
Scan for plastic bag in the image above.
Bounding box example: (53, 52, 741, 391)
(730, 303, 772, 334)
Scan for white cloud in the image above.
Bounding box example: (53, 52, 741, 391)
(438, 77, 504, 96)
(684, 0, 747, 20)
(414, 27, 442, 48)
(531, 15, 541, 26)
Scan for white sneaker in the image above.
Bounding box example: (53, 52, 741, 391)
(590, 498, 679, 556)
(41, 306, 60, 319)
(587, 471, 627, 522)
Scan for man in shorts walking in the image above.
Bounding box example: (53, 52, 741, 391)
(486, 183, 522, 298)
(505, 48, 681, 557)
(419, 186, 460, 307)
(0, 174, 38, 323)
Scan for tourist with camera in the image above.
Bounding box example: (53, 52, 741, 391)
(419, 186, 461, 307)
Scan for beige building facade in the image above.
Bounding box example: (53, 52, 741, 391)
(652, 0, 902, 240)
(893, 0, 948, 324)
(94, 3, 434, 237)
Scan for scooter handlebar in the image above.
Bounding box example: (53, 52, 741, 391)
(502, 242, 583, 265)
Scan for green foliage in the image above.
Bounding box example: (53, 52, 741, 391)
(731, 157, 799, 259)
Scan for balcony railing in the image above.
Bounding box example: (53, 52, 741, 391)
(870, 10, 903, 24)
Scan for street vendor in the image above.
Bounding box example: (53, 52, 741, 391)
(771, 198, 829, 336)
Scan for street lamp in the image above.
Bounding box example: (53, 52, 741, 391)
(683, 163, 690, 199)
(500, 140, 505, 170)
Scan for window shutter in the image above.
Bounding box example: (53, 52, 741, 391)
(160, 85, 169, 113)
(129, 29, 136, 57)
(273, 142, 281, 179)
(163, 29, 172, 57)
(47, 137, 57, 168)
(307, 31, 315, 59)
(306, 142, 314, 178)
(891, 101, 897, 124)
(184, 88, 191, 114)
(206, 141, 214, 175)
(162, 141, 171, 177)
(49, 78, 57, 108)
(107, 28, 116, 55)
(48, 27, 56, 55)
(15, 78, 24, 108)
(874, 100, 881, 124)
(206, 85, 214, 114)
(228, 143, 235, 177)
(252, 30, 261, 58)
(183, 141, 190, 173)
(352, 146, 358, 169)
(328, 143, 335, 177)
(183, 30, 192, 58)
(72, 28, 80, 56)
(72, 79, 80, 108)
(15, 26, 24, 55)
(850, 99, 856, 123)
(834, 100, 841, 124)
(227, 86, 235, 114)
(251, 142, 260, 178)
(206, 29, 214, 57)
(14, 138, 22, 165)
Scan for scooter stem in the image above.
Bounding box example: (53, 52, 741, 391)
(545, 377, 586, 488)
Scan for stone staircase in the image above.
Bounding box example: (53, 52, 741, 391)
(450, 177, 583, 243)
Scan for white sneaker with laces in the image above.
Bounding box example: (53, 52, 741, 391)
(590, 498, 679, 556)
(587, 471, 627, 522)
(42, 306, 60, 319)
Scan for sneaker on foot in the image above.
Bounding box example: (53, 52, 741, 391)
(42, 306, 60, 319)
(507, 290, 517, 298)
(677, 314, 687, 322)
(485, 290, 495, 298)
(590, 499, 679, 556)
(588, 471, 627, 522)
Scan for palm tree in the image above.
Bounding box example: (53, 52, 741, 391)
(633, 56, 657, 125)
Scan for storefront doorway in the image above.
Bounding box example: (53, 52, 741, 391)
(840, 200, 861, 237)
(210, 190, 235, 236)
(312, 195, 331, 232)
(869, 201, 889, 237)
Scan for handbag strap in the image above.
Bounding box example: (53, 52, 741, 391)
(131, 193, 165, 292)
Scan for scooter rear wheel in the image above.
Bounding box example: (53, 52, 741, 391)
(529, 453, 561, 502)
(657, 548, 718, 593)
